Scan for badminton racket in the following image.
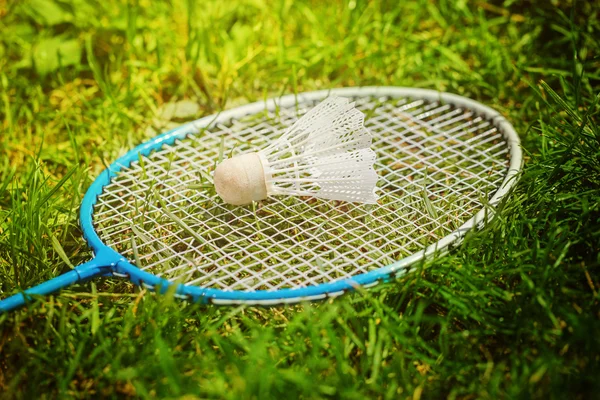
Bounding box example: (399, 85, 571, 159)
(0, 87, 522, 312)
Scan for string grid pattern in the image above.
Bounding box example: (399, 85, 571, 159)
(94, 96, 510, 292)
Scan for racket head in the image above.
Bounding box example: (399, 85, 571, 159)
(80, 87, 522, 305)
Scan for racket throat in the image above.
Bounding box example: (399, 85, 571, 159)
(75, 247, 125, 281)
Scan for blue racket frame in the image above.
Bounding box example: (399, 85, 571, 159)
(0, 87, 522, 312)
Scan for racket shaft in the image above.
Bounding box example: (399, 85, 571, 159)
(0, 257, 109, 313)
(0, 270, 81, 312)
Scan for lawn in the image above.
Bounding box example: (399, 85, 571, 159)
(0, 0, 599, 398)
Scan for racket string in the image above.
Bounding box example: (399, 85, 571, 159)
(93, 96, 510, 292)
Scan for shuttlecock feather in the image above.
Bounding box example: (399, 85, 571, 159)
(213, 97, 378, 205)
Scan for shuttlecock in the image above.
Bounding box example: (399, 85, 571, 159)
(213, 96, 378, 206)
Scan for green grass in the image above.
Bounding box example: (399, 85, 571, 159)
(0, 0, 599, 398)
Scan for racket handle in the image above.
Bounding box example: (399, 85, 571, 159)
(0, 261, 103, 313)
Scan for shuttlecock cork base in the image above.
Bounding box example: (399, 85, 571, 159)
(213, 96, 378, 206)
(214, 152, 268, 205)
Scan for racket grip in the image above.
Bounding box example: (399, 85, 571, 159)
(0, 261, 102, 313)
